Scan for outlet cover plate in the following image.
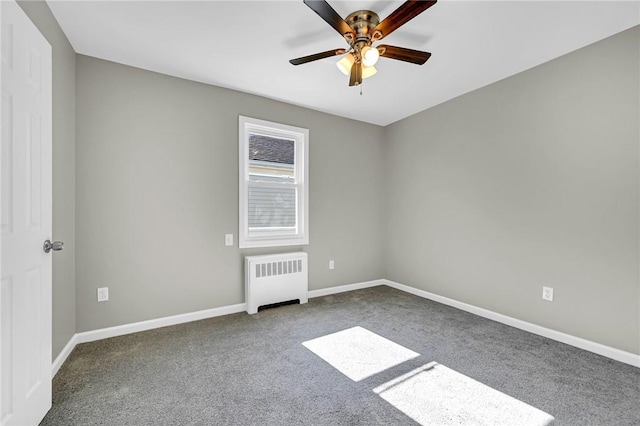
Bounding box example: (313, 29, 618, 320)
(542, 286, 553, 302)
(97, 287, 109, 302)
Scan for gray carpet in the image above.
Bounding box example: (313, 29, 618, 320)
(41, 286, 640, 425)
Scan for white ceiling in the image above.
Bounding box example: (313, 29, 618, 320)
(47, 1, 639, 126)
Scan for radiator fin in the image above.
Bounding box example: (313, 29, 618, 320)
(255, 259, 304, 278)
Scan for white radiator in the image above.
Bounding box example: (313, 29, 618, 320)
(245, 252, 308, 314)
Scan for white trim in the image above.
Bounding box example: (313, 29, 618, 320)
(51, 303, 246, 376)
(307, 279, 386, 298)
(76, 303, 247, 344)
(238, 115, 309, 249)
(51, 282, 386, 375)
(52, 333, 78, 377)
(383, 279, 640, 368)
(51, 279, 639, 377)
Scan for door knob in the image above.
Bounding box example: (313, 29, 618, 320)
(43, 240, 64, 253)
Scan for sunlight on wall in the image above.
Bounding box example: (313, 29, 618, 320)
(302, 326, 419, 381)
(303, 326, 555, 425)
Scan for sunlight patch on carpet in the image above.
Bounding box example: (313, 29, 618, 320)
(302, 326, 420, 381)
(373, 362, 555, 426)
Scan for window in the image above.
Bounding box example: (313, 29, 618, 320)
(239, 116, 309, 248)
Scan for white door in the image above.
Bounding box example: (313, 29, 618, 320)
(1, 1, 53, 425)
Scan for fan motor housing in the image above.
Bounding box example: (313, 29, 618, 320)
(345, 10, 380, 42)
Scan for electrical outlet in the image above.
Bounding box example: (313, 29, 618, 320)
(329, 260, 335, 270)
(542, 286, 553, 302)
(225, 234, 233, 246)
(97, 287, 109, 302)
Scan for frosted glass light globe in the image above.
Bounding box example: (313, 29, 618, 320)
(336, 53, 355, 75)
(361, 46, 380, 67)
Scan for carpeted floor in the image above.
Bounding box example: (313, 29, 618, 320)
(41, 286, 640, 425)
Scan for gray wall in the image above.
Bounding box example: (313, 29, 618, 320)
(17, 1, 76, 361)
(75, 55, 386, 332)
(385, 26, 639, 355)
(14, 1, 639, 359)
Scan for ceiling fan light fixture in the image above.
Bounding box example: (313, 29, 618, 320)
(337, 53, 355, 75)
(362, 65, 377, 79)
(291, 0, 438, 88)
(361, 45, 380, 67)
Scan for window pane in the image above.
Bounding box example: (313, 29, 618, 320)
(249, 134, 295, 181)
(248, 184, 297, 230)
(248, 134, 297, 232)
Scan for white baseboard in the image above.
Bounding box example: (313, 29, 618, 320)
(52, 282, 385, 376)
(383, 279, 640, 368)
(52, 303, 246, 377)
(52, 278, 639, 377)
(52, 333, 78, 377)
(75, 303, 247, 344)
(307, 279, 386, 298)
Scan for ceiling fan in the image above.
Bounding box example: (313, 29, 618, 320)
(290, 0, 437, 87)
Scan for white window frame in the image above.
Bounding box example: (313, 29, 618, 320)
(239, 116, 309, 248)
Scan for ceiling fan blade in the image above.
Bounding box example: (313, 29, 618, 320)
(289, 48, 347, 65)
(303, 0, 355, 37)
(378, 45, 431, 65)
(372, 0, 437, 41)
(349, 62, 362, 86)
